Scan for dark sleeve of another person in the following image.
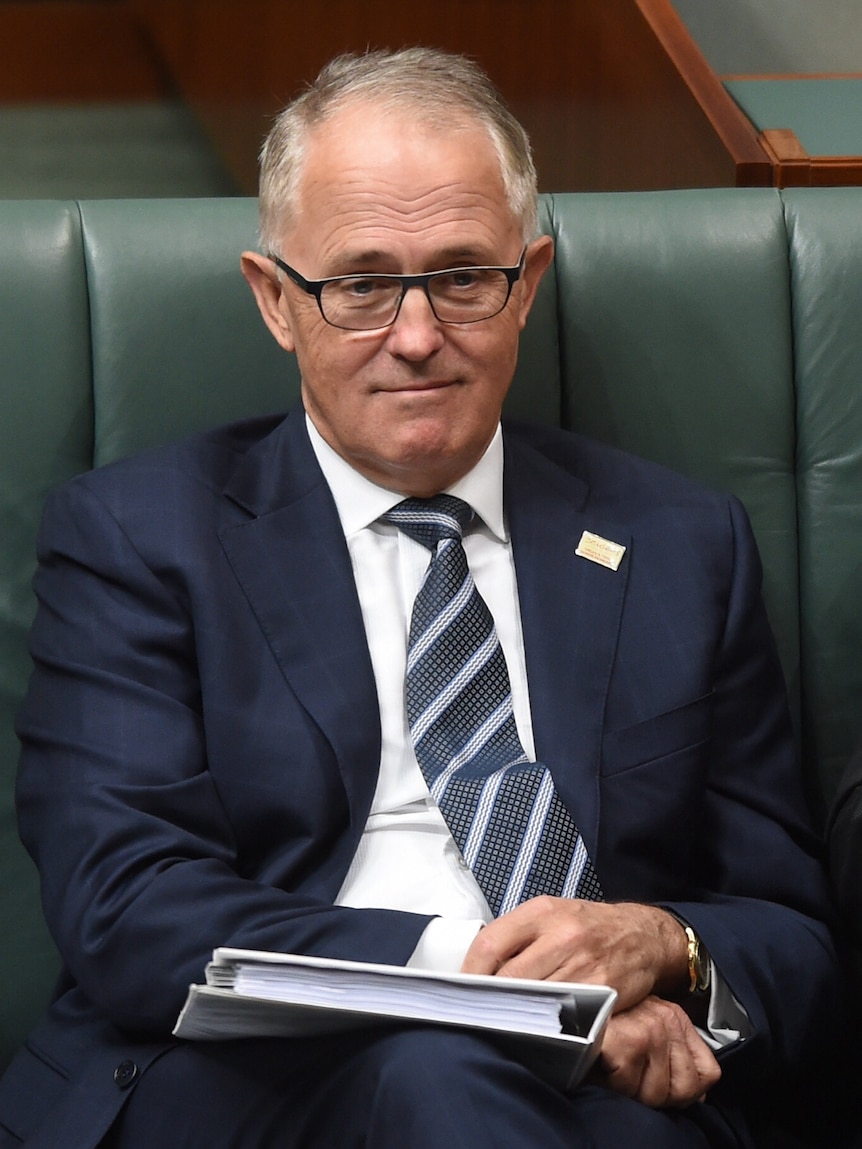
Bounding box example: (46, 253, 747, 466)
(828, 740, 862, 949)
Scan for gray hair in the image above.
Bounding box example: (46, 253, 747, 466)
(258, 47, 538, 252)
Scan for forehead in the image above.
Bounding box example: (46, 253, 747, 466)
(280, 103, 520, 268)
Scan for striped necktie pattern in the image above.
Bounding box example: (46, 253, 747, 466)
(385, 494, 602, 916)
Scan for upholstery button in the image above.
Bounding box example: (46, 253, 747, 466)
(113, 1059, 139, 1089)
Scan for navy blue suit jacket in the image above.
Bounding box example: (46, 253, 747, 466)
(0, 407, 841, 1146)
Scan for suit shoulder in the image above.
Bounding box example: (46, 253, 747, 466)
(57, 413, 288, 507)
(504, 420, 735, 514)
(36, 414, 294, 558)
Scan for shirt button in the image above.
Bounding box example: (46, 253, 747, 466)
(113, 1059, 139, 1089)
(457, 854, 470, 870)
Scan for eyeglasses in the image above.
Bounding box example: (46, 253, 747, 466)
(270, 249, 526, 331)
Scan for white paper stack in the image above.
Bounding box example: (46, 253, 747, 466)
(174, 949, 616, 1093)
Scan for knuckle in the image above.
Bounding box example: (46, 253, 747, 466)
(704, 1058, 723, 1087)
(655, 997, 684, 1019)
(652, 998, 689, 1033)
(532, 894, 557, 915)
(606, 1067, 640, 1100)
(626, 1024, 654, 1058)
(470, 930, 499, 961)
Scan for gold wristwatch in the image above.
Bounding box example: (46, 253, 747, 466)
(681, 923, 711, 995)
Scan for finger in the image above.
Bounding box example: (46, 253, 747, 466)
(461, 896, 589, 975)
(463, 897, 597, 980)
(598, 998, 721, 1110)
(594, 1015, 650, 1101)
(659, 1029, 706, 1108)
(679, 1017, 722, 1097)
(596, 1052, 646, 1101)
(656, 1007, 721, 1109)
(611, 1012, 674, 1108)
(493, 934, 573, 981)
(460, 912, 540, 975)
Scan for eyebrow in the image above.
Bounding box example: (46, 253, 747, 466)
(325, 246, 500, 275)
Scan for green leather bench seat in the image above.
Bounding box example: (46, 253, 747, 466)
(0, 202, 94, 1063)
(786, 191, 862, 812)
(1, 189, 860, 1080)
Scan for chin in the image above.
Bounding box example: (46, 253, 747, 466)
(381, 440, 478, 494)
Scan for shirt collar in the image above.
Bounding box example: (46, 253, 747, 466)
(306, 414, 507, 542)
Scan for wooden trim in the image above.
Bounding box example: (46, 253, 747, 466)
(636, 0, 772, 185)
(760, 129, 809, 164)
(756, 132, 862, 188)
(809, 155, 862, 187)
(759, 129, 810, 188)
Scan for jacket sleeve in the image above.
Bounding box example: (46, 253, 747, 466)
(16, 475, 431, 1038)
(828, 741, 862, 948)
(658, 496, 843, 1085)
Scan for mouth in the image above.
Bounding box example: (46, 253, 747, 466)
(379, 379, 458, 394)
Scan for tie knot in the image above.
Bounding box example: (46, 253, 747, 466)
(384, 494, 473, 550)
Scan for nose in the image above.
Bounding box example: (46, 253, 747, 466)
(384, 284, 445, 360)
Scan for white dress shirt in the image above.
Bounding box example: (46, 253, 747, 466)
(309, 419, 517, 967)
(307, 415, 746, 1045)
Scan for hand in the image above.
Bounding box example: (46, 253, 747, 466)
(460, 897, 689, 1011)
(593, 995, 721, 1108)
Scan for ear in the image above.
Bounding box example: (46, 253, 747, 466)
(516, 235, 555, 331)
(240, 251, 296, 352)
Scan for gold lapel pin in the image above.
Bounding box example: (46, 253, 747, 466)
(575, 530, 627, 572)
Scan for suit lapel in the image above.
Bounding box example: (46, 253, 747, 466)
(218, 408, 381, 819)
(215, 414, 631, 868)
(504, 431, 631, 862)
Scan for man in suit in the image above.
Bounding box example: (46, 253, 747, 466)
(0, 47, 841, 1149)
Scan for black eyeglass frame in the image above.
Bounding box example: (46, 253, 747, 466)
(270, 248, 527, 330)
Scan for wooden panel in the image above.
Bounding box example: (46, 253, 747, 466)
(0, 2, 171, 101)
(636, 0, 772, 185)
(126, 0, 762, 193)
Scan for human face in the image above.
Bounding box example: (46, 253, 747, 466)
(242, 103, 553, 497)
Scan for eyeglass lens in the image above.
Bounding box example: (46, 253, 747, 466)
(320, 268, 513, 330)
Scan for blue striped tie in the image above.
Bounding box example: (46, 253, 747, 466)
(385, 494, 602, 917)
